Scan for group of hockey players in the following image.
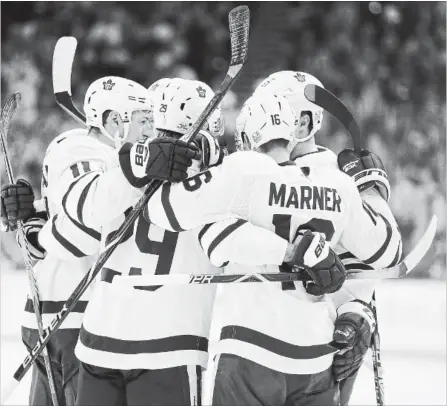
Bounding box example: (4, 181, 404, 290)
(1, 69, 401, 406)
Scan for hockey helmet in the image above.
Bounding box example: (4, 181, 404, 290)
(235, 92, 297, 151)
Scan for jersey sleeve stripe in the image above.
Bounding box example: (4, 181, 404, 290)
(51, 214, 87, 258)
(198, 224, 212, 249)
(362, 202, 377, 225)
(61, 187, 101, 241)
(77, 174, 100, 225)
(338, 252, 356, 261)
(161, 183, 185, 232)
(206, 219, 246, 260)
(387, 240, 402, 268)
(344, 263, 375, 271)
(62, 171, 96, 216)
(363, 212, 392, 265)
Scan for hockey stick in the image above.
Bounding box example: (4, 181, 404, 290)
(305, 83, 387, 405)
(304, 84, 435, 406)
(114, 213, 437, 288)
(0, 93, 60, 406)
(52, 36, 87, 125)
(0, 6, 250, 403)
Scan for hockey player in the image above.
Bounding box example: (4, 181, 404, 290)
(0, 75, 197, 406)
(53, 77, 227, 406)
(142, 89, 402, 405)
(253, 70, 402, 405)
(64, 77, 334, 406)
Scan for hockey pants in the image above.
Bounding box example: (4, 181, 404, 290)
(339, 365, 361, 406)
(211, 354, 339, 406)
(22, 327, 80, 406)
(75, 362, 202, 406)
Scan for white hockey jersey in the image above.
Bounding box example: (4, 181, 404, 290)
(23, 129, 102, 330)
(59, 134, 221, 370)
(146, 150, 402, 374)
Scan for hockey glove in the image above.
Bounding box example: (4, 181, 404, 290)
(338, 149, 391, 202)
(119, 136, 200, 187)
(193, 130, 225, 170)
(1, 179, 36, 231)
(332, 300, 376, 381)
(285, 230, 347, 296)
(16, 215, 47, 261)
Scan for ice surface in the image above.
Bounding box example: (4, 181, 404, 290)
(1, 268, 445, 405)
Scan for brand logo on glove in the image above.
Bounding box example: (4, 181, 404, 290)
(196, 86, 206, 98)
(135, 143, 147, 167)
(342, 160, 358, 172)
(314, 235, 325, 258)
(103, 79, 116, 91)
(294, 73, 306, 82)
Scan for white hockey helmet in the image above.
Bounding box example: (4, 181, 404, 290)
(84, 76, 152, 147)
(152, 78, 224, 137)
(235, 92, 297, 151)
(147, 78, 172, 131)
(254, 71, 324, 145)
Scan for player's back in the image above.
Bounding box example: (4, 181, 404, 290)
(208, 152, 352, 374)
(75, 211, 221, 370)
(22, 129, 104, 331)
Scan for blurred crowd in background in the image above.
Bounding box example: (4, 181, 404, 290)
(1, 2, 445, 278)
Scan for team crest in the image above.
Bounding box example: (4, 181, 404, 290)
(252, 131, 262, 144)
(294, 73, 306, 82)
(196, 86, 206, 98)
(103, 79, 116, 91)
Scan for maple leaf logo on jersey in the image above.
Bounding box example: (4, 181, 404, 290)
(196, 86, 206, 98)
(252, 131, 262, 144)
(294, 73, 306, 82)
(103, 79, 115, 91)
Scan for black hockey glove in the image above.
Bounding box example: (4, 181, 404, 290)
(285, 230, 347, 296)
(338, 149, 390, 202)
(119, 136, 200, 187)
(193, 130, 226, 170)
(332, 300, 376, 381)
(1, 179, 36, 231)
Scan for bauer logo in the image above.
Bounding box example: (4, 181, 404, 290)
(196, 86, 206, 98)
(343, 160, 358, 172)
(103, 79, 116, 91)
(190, 275, 213, 284)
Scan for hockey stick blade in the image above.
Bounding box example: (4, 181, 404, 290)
(304, 84, 363, 151)
(1, 93, 21, 183)
(52, 36, 86, 125)
(182, 5, 249, 144)
(1, 92, 21, 230)
(0, 92, 21, 138)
